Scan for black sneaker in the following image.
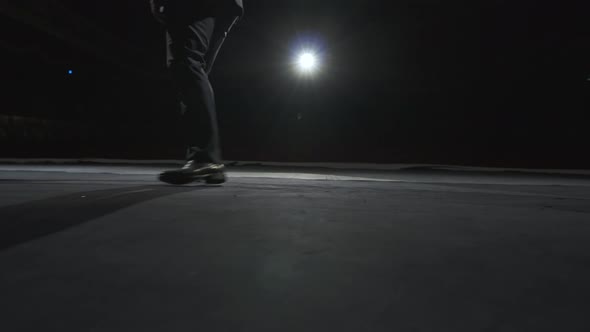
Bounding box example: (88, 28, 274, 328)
(159, 161, 226, 185)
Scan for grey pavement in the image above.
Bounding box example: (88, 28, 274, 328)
(1, 164, 590, 331)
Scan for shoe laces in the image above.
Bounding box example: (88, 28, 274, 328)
(182, 161, 195, 169)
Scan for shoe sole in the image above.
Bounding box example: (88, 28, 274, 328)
(204, 172, 227, 185)
(159, 172, 226, 186)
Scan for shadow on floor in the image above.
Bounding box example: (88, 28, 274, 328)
(0, 184, 214, 251)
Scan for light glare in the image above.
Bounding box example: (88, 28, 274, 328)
(297, 52, 318, 74)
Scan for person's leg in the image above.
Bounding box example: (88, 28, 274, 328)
(166, 16, 222, 164)
(205, 16, 240, 74)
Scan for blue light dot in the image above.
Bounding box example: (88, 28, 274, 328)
(68, 70, 73, 75)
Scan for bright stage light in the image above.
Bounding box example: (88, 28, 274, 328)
(296, 51, 319, 74)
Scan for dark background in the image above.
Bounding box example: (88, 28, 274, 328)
(0, 0, 588, 167)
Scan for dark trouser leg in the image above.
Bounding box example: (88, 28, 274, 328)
(166, 16, 222, 164)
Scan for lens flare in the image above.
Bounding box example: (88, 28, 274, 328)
(296, 52, 319, 74)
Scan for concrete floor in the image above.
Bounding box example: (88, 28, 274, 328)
(1, 164, 589, 331)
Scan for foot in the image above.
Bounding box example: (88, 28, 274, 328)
(159, 161, 226, 185)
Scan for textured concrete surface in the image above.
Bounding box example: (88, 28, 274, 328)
(1, 165, 590, 331)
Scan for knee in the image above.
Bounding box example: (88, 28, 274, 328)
(167, 58, 206, 76)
